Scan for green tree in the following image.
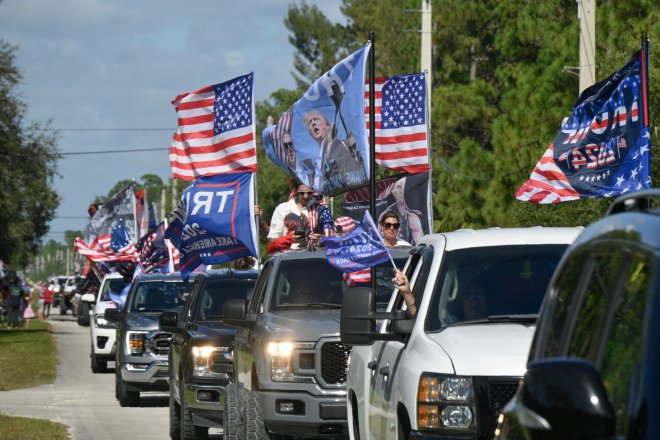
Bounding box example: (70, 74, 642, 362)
(0, 41, 60, 268)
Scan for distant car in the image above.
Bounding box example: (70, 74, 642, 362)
(106, 272, 188, 407)
(495, 189, 660, 440)
(80, 272, 129, 373)
(160, 268, 258, 440)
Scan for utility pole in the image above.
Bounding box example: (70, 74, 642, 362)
(578, 0, 596, 94)
(420, 0, 432, 127)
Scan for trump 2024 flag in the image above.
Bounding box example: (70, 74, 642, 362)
(321, 211, 390, 273)
(169, 73, 257, 181)
(164, 172, 258, 282)
(516, 48, 651, 204)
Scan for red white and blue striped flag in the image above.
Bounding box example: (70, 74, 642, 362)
(169, 73, 257, 180)
(366, 73, 430, 174)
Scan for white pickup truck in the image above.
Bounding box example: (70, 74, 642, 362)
(340, 227, 582, 440)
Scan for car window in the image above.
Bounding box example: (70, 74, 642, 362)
(195, 279, 256, 320)
(565, 251, 627, 360)
(530, 250, 594, 357)
(249, 262, 272, 314)
(426, 244, 567, 330)
(100, 278, 129, 301)
(129, 281, 188, 313)
(598, 252, 651, 436)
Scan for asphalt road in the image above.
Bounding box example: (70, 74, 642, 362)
(0, 315, 222, 439)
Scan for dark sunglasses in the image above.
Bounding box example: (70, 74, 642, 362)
(297, 191, 314, 196)
(382, 222, 400, 230)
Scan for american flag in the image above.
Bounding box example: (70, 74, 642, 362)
(74, 235, 138, 263)
(516, 49, 650, 203)
(344, 269, 370, 286)
(168, 73, 257, 180)
(366, 73, 430, 174)
(266, 108, 294, 172)
(137, 222, 170, 273)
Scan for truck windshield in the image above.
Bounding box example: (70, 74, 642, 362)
(99, 278, 129, 301)
(271, 258, 407, 310)
(195, 279, 256, 320)
(425, 244, 568, 331)
(129, 281, 188, 313)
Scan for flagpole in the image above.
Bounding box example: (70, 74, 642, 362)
(368, 32, 377, 291)
(424, 70, 434, 233)
(642, 33, 650, 129)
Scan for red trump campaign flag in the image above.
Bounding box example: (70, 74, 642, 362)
(516, 48, 650, 203)
(169, 73, 257, 180)
(365, 73, 430, 174)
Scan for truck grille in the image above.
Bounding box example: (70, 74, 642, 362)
(320, 342, 351, 385)
(148, 331, 172, 356)
(488, 381, 519, 416)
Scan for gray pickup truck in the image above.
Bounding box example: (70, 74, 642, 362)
(223, 248, 409, 440)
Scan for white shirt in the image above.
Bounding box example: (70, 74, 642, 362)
(267, 199, 310, 249)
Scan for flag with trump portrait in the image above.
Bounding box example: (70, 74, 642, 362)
(169, 73, 257, 181)
(516, 47, 651, 204)
(164, 172, 258, 282)
(263, 44, 371, 196)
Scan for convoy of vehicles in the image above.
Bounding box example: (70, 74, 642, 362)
(340, 227, 582, 440)
(105, 272, 188, 407)
(160, 268, 258, 440)
(70, 212, 655, 440)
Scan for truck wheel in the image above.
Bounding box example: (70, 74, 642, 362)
(181, 378, 208, 440)
(245, 390, 268, 440)
(169, 380, 181, 440)
(90, 349, 107, 373)
(115, 367, 139, 407)
(223, 383, 243, 440)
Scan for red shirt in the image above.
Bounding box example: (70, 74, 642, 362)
(43, 288, 53, 304)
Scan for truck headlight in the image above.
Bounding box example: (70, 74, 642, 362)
(191, 346, 232, 378)
(94, 314, 116, 329)
(127, 331, 147, 356)
(418, 374, 476, 432)
(266, 342, 294, 381)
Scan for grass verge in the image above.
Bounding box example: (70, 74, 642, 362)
(0, 320, 57, 390)
(0, 319, 69, 439)
(0, 413, 69, 440)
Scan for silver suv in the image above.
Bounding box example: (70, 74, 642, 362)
(105, 272, 188, 407)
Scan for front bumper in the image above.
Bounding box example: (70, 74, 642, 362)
(91, 326, 116, 356)
(259, 390, 348, 438)
(120, 360, 170, 391)
(183, 382, 228, 428)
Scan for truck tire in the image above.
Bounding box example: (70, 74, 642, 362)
(90, 348, 107, 373)
(181, 377, 208, 440)
(115, 367, 139, 407)
(224, 383, 243, 440)
(245, 390, 268, 440)
(169, 380, 181, 440)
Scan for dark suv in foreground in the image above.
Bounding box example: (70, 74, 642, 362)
(160, 268, 258, 440)
(106, 272, 188, 407)
(495, 189, 660, 440)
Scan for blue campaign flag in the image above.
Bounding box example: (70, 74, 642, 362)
(263, 44, 371, 196)
(516, 48, 651, 203)
(321, 211, 390, 272)
(165, 172, 258, 282)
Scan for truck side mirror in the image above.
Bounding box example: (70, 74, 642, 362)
(224, 299, 252, 327)
(104, 307, 121, 322)
(506, 358, 615, 439)
(159, 311, 179, 332)
(340, 287, 377, 345)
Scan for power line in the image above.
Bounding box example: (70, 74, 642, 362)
(61, 147, 168, 155)
(32, 128, 174, 132)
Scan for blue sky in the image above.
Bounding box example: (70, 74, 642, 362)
(0, 0, 343, 243)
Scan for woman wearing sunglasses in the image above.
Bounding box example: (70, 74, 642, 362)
(379, 211, 411, 248)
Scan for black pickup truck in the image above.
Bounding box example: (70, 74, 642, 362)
(160, 268, 258, 440)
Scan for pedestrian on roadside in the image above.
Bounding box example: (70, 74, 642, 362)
(22, 287, 35, 327)
(43, 282, 53, 318)
(6, 285, 23, 328)
(36, 281, 46, 320)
